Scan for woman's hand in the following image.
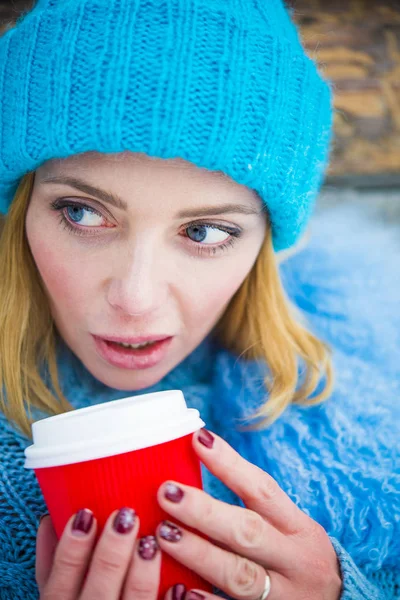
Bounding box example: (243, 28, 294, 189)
(36, 507, 162, 599)
(155, 429, 343, 600)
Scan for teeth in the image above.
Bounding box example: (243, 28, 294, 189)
(117, 341, 155, 349)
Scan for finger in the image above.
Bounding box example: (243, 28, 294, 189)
(184, 570, 290, 600)
(193, 430, 310, 535)
(164, 583, 187, 600)
(35, 515, 58, 593)
(157, 482, 296, 572)
(121, 535, 161, 600)
(42, 509, 97, 600)
(80, 507, 139, 600)
(156, 520, 279, 600)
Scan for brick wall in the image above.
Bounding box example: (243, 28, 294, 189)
(291, 0, 400, 181)
(1, 0, 400, 181)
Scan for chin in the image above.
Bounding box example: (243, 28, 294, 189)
(88, 362, 167, 392)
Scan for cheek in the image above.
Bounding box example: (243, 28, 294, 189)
(184, 259, 251, 323)
(27, 232, 89, 313)
(182, 227, 266, 325)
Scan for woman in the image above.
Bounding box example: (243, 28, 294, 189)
(0, 0, 398, 599)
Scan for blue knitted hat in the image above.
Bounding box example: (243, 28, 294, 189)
(0, 0, 333, 252)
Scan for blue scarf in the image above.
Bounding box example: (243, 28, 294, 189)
(0, 201, 399, 599)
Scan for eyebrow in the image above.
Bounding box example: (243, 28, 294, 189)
(40, 175, 128, 211)
(40, 175, 261, 218)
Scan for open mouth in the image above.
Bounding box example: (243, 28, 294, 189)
(107, 339, 162, 351)
(92, 335, 174, 370)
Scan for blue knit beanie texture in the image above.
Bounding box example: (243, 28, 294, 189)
(0, 0, 333, 252)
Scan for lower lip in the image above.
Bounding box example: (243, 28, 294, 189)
(92, 335, 173, 370)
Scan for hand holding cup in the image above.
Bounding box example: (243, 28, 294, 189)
(26, 390, 213, 598)
(37, 507, 163, 600)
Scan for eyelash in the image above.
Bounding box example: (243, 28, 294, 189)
(49, 199, 243, 256)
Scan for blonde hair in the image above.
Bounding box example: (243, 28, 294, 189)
(0, 172, 334, 439)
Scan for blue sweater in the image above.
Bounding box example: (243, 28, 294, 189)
(0, 201, 399, 599)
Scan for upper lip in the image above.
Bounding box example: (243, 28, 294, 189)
(93, 334, 172, 344)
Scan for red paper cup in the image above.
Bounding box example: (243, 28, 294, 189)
(24, 390, 213, 598)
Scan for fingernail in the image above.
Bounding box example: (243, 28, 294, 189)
(159, 520, 183, 542)
(164, 483, 184, 503)
(72, 508, 94, 536)
(138, 535, 159, 560)
(39, 513, 49, 525)
(113, 507, 136, 534)
(197, 428, 214, 449)
(186, 592, 206, 600)
(172, 583, 187, 600)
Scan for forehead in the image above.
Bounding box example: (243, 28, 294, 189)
(37, 151, 227, 181)
(35, 151, 262, 207)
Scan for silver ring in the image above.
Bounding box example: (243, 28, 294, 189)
(257, 572, 271, 600)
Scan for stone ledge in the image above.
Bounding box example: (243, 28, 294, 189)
(291, 0, 400, 178)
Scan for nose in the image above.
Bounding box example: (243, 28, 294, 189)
(106, 243, 167, 317)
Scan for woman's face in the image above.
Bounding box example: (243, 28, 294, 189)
(26, 151, 267, 390)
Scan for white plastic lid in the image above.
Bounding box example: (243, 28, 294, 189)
(24, 390, 204, 469)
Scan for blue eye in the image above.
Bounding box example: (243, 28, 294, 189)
(184, 222, 243, 256)
(66, 205, 103, 226)
(186, 224, 230, 245)
(67, 206, 85, 222)
(49, 199, 109, 236)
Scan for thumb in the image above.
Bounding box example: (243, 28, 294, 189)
(35, 514, 58, 593)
